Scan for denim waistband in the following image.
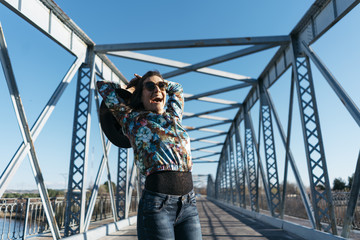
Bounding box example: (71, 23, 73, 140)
(142, 188, 195, 201)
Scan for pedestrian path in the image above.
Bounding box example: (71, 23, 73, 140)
(100, 197, 305, 240)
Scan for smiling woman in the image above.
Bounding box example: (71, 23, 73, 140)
(96, 70, 202, 240)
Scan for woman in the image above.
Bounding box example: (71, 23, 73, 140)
(97, 70, 202, 240)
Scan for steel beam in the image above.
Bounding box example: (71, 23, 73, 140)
(183, 105, 241, 120)
(192, 152, 220, 160)
(0, 54, 85, 198)
(183, 112, 231, 121)
(0, 0, 126, 83)
(248, 109, 273, 214)
(192, 149, 219, 154)
(228, 136, 238, 205)
(183, 93, 241, 106)
(191, 132, 227, 142)
(262, 84, 316, 228)
(280, 72, 296, 218)
(107, 51, 254, 82)
(95, 35, 290, 52)
(243, 0, 360, 113)
(64, 62, 94, 236)
(83, 140, 112, 231)
(234, 124, 247, 208)
(291, 47, 337, 233)
(163, 44, 276, 79)
(341, 151, 360, 238)
(0, 24, 60, 240)
(244, 111, 258, 211)
(191, 143, 223, 152)
(184, 120, 232, 132)
(259, 84, 282, 217)
(302, 42, 360, 127)
(192, 160, 219, 163)
(185, 83, 252, 102)
(116, 148, 129, 220)
(83, 75, 118, 231)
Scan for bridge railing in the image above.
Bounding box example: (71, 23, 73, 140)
(0, 195, 138, 240)
(259, 191, 360, 230)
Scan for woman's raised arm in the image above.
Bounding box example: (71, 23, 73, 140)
(165, 80, 184, 120)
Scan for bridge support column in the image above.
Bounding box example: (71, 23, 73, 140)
(116, 148, 128, 219)
(291, 42, 337, 234)
(244, 111, 259, 212)
(228, 136, 238, 205)
(65, 61, 94, 236)
(234, 124, 247, 208)
(259, 85, 281, 217)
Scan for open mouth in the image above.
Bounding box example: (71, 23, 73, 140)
(150, 97, 163, 103)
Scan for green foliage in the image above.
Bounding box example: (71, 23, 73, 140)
(347, 174, 354, 189)
(332, 177, 346, 191)
(316, 184, 326, 191)
(3, 192, 40, 198)
(2, 189, 64, 199)
(103, 181, 116, 193)
(47, 189, 65, 197)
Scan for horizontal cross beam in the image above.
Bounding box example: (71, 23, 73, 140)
(94, 35, 290, 52)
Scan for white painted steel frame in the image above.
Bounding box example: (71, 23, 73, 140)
(65, 63, 94, 236)
(0, 0, 359, 239)
(95, 36, 290, 52)
(0, 53, 85, 198)
(291, 51, 337, 234)
(106, 51, 255, 82)
(259, 85, 282, 217)
(0, 24, 61, 240)
(261, 84, 316, 228)
(213, 0, 359, 236)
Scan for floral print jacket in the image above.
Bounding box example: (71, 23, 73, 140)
(97, 80, 192, 176)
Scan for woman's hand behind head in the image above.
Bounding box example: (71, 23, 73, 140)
(126, 74, 142, 93)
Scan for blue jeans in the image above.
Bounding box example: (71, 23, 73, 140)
(137, 189, 202, 240)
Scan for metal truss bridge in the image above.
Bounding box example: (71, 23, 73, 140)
(0, 0, 359, 239)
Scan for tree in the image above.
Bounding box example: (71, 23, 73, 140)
(347, 174, 354, 189)
(332, 178, 346, 191)
(103, 181, 116, 194)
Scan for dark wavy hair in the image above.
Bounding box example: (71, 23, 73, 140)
(126, 70, 164, 111)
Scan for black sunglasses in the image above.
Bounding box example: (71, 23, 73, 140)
(143, 81, 168, 91)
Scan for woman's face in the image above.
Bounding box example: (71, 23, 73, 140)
(141, 76, 167, 114)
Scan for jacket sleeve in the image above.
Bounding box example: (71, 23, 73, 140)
(96, 81, 131, 129)
(165, 80, 184, 120)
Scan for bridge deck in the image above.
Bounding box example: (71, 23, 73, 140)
(101, 197, 304, 240)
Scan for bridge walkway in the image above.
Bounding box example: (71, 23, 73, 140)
(101, 197, 304, 240)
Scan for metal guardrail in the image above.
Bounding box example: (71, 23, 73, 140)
(257, 192, 360, 230)
(0, 195, 138, 240)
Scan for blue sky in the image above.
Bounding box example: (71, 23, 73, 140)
(0, 1, 359, 190)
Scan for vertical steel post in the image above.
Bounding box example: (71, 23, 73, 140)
(248, 109, 272, 214)
(228, 135, 238, 205)
(116, 148, 128, 220)
(280, 72, 295, 218)
(214, 160, 220, 200)
(244, 111, 259, 211)
(22, 199, 30, 240)
(0, 55, 84, 199)
(291, 41, 337, 234)
(207, 175, 215, 198)
(262, 84, 316, 228)
(220, 155, 226, 202)
(0, 24, 61, 240)
(301, 42, 360, 127)
(259, 84, 282, 217)
(225, 144, 233, 203)
(64, 59, 94, 236)
(341, 151, 360, 238)
(234, 124, 247, 208)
